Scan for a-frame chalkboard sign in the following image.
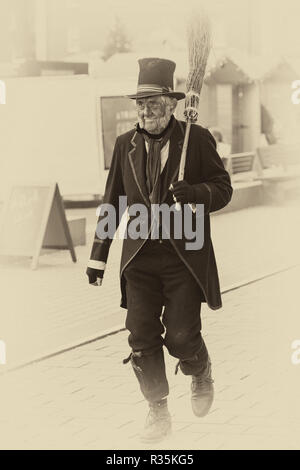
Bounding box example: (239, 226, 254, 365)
(0, 183, 77, 269)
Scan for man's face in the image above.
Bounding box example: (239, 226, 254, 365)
(136, 96, 176, 134)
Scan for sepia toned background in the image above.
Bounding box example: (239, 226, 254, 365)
(0, 0, 300, 450)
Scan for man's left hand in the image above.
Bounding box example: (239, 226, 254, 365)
(169, 180, 196, 204)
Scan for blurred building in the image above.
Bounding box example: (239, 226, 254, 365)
(0, 0, 269, 66)
(0, 0, 103, 66)
(0, 0, 36, 62)
(1, 0, 300, 67)
(0, 0, 299, 196)
(260, 59, 300, 143)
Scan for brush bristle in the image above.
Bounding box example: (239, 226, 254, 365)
(186, 12, 212, 96)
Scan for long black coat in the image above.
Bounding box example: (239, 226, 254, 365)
(88, 119, 233, 310)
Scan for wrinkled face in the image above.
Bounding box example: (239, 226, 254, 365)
(136, 95, 177, 134)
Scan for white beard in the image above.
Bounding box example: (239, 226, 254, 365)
(138, 113, 172, 134)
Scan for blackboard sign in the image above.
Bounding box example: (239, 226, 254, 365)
(0, 183, 76, 269)
(100, 96, 137, 169)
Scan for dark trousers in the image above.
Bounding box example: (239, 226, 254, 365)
(123, 239, 209, 403)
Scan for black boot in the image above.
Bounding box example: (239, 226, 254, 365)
(123, 347, 169, 403)
(191, 357, 214, 417)
(140, 399, 172, 443)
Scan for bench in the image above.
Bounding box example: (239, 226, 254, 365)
(216, 153, 264, 213)
(256, 144, 300, 182)
(223, 152, 262, 182)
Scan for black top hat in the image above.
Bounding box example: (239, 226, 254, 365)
(127, 57, 185, 101)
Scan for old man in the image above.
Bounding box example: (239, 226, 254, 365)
(87, 58, 233, 442)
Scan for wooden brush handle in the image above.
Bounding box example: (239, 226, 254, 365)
(175, 120, 192, 211)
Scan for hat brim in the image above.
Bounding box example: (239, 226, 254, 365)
(127, 91, 185, 101)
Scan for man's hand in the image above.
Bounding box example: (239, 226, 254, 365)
(169, 180, 196, 204)
(86, 267, 104, 287)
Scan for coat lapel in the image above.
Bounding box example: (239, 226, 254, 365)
(128, 131, 151, 207)
(160, 119, 185, 203)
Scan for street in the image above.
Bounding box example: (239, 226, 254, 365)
(0, 202, 300, 368)
(0, 263, 299, 449)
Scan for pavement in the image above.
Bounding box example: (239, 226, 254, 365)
(0, 263, 300, 450)
(1, 201, 300, 368)
(0, 198, 300, 449)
